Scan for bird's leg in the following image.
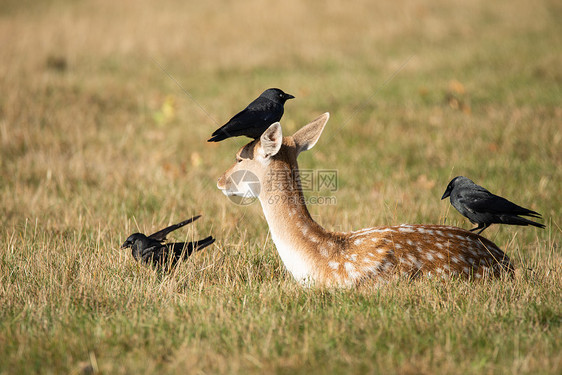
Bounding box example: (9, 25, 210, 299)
(469, 223, 484, 232)
(476, 223, 490, 235)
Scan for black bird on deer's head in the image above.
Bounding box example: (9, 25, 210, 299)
(207, 88, 294, 142)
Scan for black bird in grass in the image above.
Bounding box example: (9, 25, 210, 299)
(121, 215, 215, 269)
(207, 88, 294, 142)
(441, 176, 545, 234)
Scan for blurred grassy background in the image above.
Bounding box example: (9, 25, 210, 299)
(1, 0, 560, 374)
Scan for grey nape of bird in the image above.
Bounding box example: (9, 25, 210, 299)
(441, 176, 545, 234)
(121, 215, 215, 269)
(207, 88, 295, 142)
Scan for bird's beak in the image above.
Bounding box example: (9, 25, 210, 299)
(286, 94, 295, 100)
(441, 190, 450, 200)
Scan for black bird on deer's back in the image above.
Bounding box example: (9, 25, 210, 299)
(121, 215, 215, 269)
(441, 176, 545, 234)
(207, 88, 294, 142)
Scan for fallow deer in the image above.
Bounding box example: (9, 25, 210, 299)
(217, 113, 514, 287)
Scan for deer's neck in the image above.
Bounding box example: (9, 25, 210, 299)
(258, 163, 331, 284)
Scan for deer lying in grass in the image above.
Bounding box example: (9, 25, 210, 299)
(217, 113, 514, 287)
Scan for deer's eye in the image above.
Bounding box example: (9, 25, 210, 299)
(236, 157, 242, 163)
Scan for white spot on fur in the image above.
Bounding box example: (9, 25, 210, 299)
(425, 253, 434, 261)
(344, 262, 355, 273)
(354, 238, 364, 245)
(436, 253, 445, 260)
(328, 261, 339, 270)
(399, 226, 415, 233)
(363, 257, 377, 265)
(351, 228, 396, 236)
(363, 259, 382, 270)
(319, 247, 329, 257)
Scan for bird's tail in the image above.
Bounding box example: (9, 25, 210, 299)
(520, 209, 542, 219)
(207, 132, 228, 142)
(167, 236, 215, 259)
(505, 215, 545, 229)
(191, 236, 216, 252)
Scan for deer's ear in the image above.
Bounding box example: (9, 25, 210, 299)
(257, 122, 283, 160)
(292, 113, 329, 156)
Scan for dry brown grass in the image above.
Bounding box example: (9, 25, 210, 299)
(1, 0, 561, 373)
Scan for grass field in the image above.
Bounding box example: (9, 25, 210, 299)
(1, 0, 561, 373)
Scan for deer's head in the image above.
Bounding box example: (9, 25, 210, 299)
(217, 113, 330, 200)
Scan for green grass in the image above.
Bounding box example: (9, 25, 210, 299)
(1, 0, 561, 373)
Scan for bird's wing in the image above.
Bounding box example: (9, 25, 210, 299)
(455, 188, 488, 210)
(213, 99, 281, 135)
(245, 102, 281, 122)
(148, 215, 202, 242)
(462, 191, 538, 217)
(132, 242, 162, 262)
(140, 244, 168, 266)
